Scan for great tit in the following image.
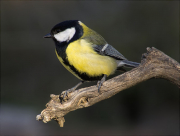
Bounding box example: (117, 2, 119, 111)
(44, 20, 139, 97)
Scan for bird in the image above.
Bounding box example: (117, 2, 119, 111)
(44, 20, 139, 98)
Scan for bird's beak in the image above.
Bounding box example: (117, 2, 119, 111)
(44, 33, 52, 38)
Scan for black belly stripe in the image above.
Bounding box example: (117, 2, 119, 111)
(55, 42, 103, 81)
(63, 60, 103, 81)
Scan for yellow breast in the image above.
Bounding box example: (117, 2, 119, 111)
(66, 39, 117, 77)
(55, 50, 83, 80)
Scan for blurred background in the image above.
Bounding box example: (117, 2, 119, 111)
(1, 1, 179, 135)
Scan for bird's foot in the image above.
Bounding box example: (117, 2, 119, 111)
(97, 74, 107, 93)
(59, 89, 74, 103)
(59, 81, 84, 103)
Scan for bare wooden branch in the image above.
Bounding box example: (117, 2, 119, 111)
(36, 47, 180, 127)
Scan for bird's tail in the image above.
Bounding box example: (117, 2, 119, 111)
(117, 60, 140, 68)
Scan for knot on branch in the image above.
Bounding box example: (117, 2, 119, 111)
(78, 97, 89, 108)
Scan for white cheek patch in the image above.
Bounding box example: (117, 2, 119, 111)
(54, 27, 76, 42)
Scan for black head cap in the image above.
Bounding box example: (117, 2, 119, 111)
(51, 20, 79, 35)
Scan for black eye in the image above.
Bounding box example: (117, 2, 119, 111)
(56, 29, 61, 33)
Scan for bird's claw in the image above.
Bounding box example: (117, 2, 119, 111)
(97, 74, 107, 93)
(59, 81, 84, 103)
(63, 90, 68, 98)
(97, 81, 103, 93)
(59, 89, 72, 102)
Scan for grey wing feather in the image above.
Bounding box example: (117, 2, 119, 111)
(93, 44, 127, 60)
(81, 28, 127, 60)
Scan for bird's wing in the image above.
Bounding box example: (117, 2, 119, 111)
(93, 44, 127, 60)
(81, 29, 127, 60)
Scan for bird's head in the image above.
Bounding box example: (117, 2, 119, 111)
(44, 20, 84, 43)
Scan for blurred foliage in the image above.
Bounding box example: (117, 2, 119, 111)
(1, 1, 179, 135)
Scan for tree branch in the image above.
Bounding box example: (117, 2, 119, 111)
(36, 47, 180, 127)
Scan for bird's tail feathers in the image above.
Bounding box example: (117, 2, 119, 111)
(117, 60, 140, 68)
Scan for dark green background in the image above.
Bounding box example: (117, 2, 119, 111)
(1, 1, 179, 135)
